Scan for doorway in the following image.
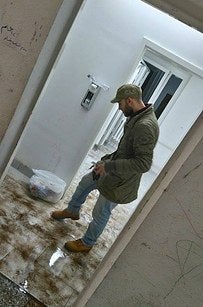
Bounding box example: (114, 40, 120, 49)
(94, 47, 189, 151)
(0, 1, 203, 305)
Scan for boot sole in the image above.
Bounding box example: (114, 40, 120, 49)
(51, 215, 79, 220)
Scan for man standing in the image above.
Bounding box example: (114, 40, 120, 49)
(51, 84, 159, 253)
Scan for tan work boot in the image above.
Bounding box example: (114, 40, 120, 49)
(51, 209, 79, 220)
(64, 239, 92, 253)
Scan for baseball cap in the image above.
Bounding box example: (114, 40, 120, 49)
(111, 84, 142, 103)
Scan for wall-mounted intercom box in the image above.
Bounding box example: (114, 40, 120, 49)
(81, 82, 100, 110)
(81, 74, 109, 110)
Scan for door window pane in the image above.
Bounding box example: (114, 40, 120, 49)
(141, 61, 165, 102)
(154, 74, 182, 118)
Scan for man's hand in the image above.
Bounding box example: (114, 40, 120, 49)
(93, 162, 106, 177)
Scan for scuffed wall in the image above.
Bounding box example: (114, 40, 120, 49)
(0, 0, 63, 141)
(86, 137, 203, 306)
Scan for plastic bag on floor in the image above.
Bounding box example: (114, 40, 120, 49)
(29, 169, 66, 203)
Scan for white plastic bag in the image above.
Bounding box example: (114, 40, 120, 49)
(29, 169, 66, 203)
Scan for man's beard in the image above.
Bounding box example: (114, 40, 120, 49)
(123, 105, 134, 117)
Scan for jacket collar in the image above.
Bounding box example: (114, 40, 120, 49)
(130, 103, 151, 117)
(125, 104, 153, 126)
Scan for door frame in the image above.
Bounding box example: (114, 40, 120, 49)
(0, 8, 202, 304)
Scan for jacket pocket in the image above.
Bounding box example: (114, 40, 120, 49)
(98, 173, 123, 189)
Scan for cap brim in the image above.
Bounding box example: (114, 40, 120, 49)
(110, 97, 118, 103)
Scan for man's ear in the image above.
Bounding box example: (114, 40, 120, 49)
(126, 97, 133, 106)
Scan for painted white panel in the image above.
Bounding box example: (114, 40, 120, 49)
(152, 142, 173, 173)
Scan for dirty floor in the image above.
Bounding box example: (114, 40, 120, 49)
(0, 149, 156, 306)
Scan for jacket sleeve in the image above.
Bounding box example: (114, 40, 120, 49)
(104, 125, 157, 174)
(101, 151, 116, 161)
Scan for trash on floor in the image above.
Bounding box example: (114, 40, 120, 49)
(29, 169, 66, 203)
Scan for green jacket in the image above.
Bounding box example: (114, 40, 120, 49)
(97, 105, 159, 204)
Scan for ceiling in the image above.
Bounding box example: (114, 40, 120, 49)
(143, 0, 203, 33)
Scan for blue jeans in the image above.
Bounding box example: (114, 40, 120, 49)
(67, 172, 117, 246)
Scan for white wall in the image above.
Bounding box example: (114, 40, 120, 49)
(15, 0, 203, 185)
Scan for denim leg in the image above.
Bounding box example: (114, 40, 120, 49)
(67, 172, 97, 214)
(82, 194, 117, 246)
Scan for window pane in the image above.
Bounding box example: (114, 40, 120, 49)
(154, 74, 182, 118)
(141, 61, 165, 102)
